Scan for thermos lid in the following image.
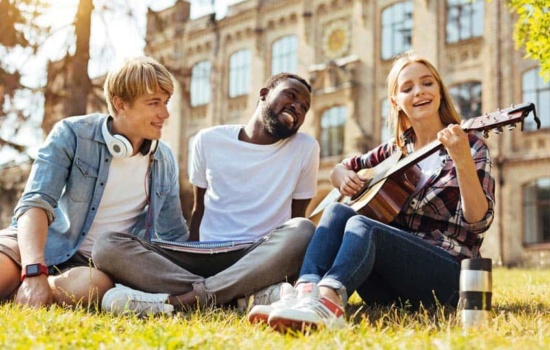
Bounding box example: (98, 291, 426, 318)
(461, 258, 492, 271)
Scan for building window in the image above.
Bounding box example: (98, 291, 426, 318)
(381, 1, 413, 60)
(190, 61, 211, 107)
(446, 0, 484, 44)
(272, 35, 297, 75)
(229, 50, 251, 98)
(522, 68, 550, 131)
(381, 98, 391, 143)
(321, 106, 346, 157)
(524, 178, 550, 245)
(449, 82, 482, 120)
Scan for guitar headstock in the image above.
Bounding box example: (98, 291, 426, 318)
(461, 102, 540, 137)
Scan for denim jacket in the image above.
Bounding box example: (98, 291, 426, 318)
(11, 114, 189, 266)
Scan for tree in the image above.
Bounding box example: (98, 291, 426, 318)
(0, 0, 48, 151)
(1, 0, 141, 156)
(41, 0, 93, 134)
(506, 0, 550, 82)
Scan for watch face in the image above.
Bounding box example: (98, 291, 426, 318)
(26, 264, 40, 275)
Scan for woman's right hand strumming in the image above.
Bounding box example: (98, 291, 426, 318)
(330, 163, 365, 197)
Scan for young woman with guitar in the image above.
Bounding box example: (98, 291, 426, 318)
(250, 51, 497, 331)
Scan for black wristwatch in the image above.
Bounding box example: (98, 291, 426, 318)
(21, 263, 49, 282)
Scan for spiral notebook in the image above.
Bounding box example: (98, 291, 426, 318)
(151, 236, 266, 254)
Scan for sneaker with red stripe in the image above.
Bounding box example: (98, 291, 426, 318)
(247, 282, 298, 324)
(267, 282, 346, 331)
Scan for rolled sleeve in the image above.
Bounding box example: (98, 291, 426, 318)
(14, 194, 57, 225)
(456, 199, 495, 234)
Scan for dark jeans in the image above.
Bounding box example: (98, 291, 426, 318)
(297, 203, 460, 307)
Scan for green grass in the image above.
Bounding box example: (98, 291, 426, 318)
(1, 268, 549, 349)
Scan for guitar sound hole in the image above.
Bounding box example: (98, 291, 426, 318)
(351, 183, 369, 201)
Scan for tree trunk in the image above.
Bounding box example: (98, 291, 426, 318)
(42, 0, 93, 134)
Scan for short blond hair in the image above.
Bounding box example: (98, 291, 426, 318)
(104, 57, 174, 116)
(386, 51, 461, 152)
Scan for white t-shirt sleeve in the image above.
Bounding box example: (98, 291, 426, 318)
(189, 130, 208, 188)
(293, 138, 320, 200)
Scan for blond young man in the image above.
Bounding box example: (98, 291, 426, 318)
(0, 57, 188, 308)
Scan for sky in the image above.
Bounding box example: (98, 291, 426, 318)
(30, 0, 235, 81)
(0, 0, 237, 164)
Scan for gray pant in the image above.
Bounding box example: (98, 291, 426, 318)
(92, 218, 314, 306)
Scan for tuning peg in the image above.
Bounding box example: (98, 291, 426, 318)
(483, 130, 490, 138)
(507, 124, 516, 131)
(493, 126, 503, 134)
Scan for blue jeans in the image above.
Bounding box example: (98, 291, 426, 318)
(298, 203, 460, 307)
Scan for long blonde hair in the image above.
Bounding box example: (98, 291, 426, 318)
(386, 51, 461, 152)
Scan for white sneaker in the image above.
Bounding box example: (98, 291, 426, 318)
(268, 283, 346, 331)
(237, 282, 284, 312)
(248, 283, 297, 323)
(101, 284, 174, 317)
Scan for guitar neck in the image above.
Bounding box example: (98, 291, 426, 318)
(370, 139, 443, 186)
(374, 101, 537, 182)
(389, 140, 443, 177)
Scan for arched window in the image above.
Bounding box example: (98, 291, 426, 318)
(190, 61, 211, 106)
(522, 68, 550, 131)
(272, 35, 297, 75)
(449, 81, 482, 120)
(229, 50, 251, 98)
(524, 178, 550, 245)
(321, 106, 347, 157)
(381, 1, 413, 60)
(446, 0, 484, 44)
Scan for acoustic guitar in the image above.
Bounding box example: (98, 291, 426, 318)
(309, 102, 540, 224)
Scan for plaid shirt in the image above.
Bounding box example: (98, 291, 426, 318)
(343, 128, 495, 262)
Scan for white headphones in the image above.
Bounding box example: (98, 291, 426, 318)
(102, 116, 158, 158)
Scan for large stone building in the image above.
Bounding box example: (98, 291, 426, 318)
(144, 0, 549, 267)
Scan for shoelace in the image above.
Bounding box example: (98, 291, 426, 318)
(272, 290, 297, 307)
(125, 295, 170, 313)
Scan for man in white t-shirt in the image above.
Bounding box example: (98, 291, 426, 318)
(94, 73, 320, 314)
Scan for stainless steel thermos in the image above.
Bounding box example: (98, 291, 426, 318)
(458, 258, 492, 328)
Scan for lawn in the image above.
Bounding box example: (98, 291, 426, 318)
(1, 268, 549, 349)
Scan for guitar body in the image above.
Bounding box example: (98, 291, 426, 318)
(348, 165, 421, 224)
(309, 151, 419, 224)
(309, 164, 421, 225)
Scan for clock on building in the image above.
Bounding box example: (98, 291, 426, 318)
(322, 20, 351, 59)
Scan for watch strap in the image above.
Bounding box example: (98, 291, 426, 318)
(20, 263, 49, 282)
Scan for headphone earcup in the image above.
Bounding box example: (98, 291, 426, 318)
(110, 134, 133, 158)
(102, 116, 134, 158)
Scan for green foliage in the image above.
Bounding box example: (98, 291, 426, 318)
(507, 0, 550, 82)
(1, 268, 550, 349)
